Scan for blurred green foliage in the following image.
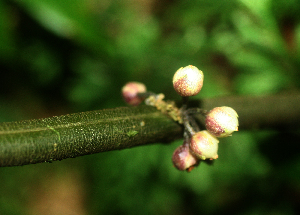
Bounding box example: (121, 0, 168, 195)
(0, 0, 300, 214)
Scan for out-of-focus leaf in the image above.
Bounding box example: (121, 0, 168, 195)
(235, 68, 288, 95)
(67, 54, 111, 108)
(15, 0, 114, 57)
(0, 1, 16, 59)
(21, 42, 61, 86)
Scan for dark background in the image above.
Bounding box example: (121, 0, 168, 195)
(0, 0, 299, 214)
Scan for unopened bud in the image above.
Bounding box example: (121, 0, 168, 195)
(172, 142, 198, 171)
(190, 130, 219, 160)
(173, 65, 204, 97)
(122, 82, 146, 106)
(205, 106, 239, 138)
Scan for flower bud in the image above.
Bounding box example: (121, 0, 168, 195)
(122, 82, 146, 106)
(172, 142, 198, 171)
(190, 130, 219, 160)
(172, 65, 204, 97)
(205, 106, 239, 138)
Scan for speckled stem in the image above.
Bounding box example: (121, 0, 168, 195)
(0, 92, 299, 167)
(0, 105, 182, 167)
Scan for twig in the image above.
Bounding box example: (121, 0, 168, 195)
(0, 92, 299, 167)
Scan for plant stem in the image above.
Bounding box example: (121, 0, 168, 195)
(0, 105, 182, 167)
(0, 92, 299, 167)
(200, 92, 300, 130)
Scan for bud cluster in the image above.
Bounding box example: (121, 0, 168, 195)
(121, 65, 239, 172)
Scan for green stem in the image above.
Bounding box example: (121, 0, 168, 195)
(200, 92, 300, 130)
(1, 92, 300, 167)
(0, 105, 182, 167)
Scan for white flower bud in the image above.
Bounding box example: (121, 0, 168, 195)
(205, 106, 239, 138)
(172, 65, 204, 97)
(190, 130, 219, 160)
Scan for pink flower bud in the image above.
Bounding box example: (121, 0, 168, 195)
(172, 142, 198, 171)
(190, 130, 219, 160)
(172, 65, 204, 97)
(205, 106, 239, 138)
(122, 82, 146, 106)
